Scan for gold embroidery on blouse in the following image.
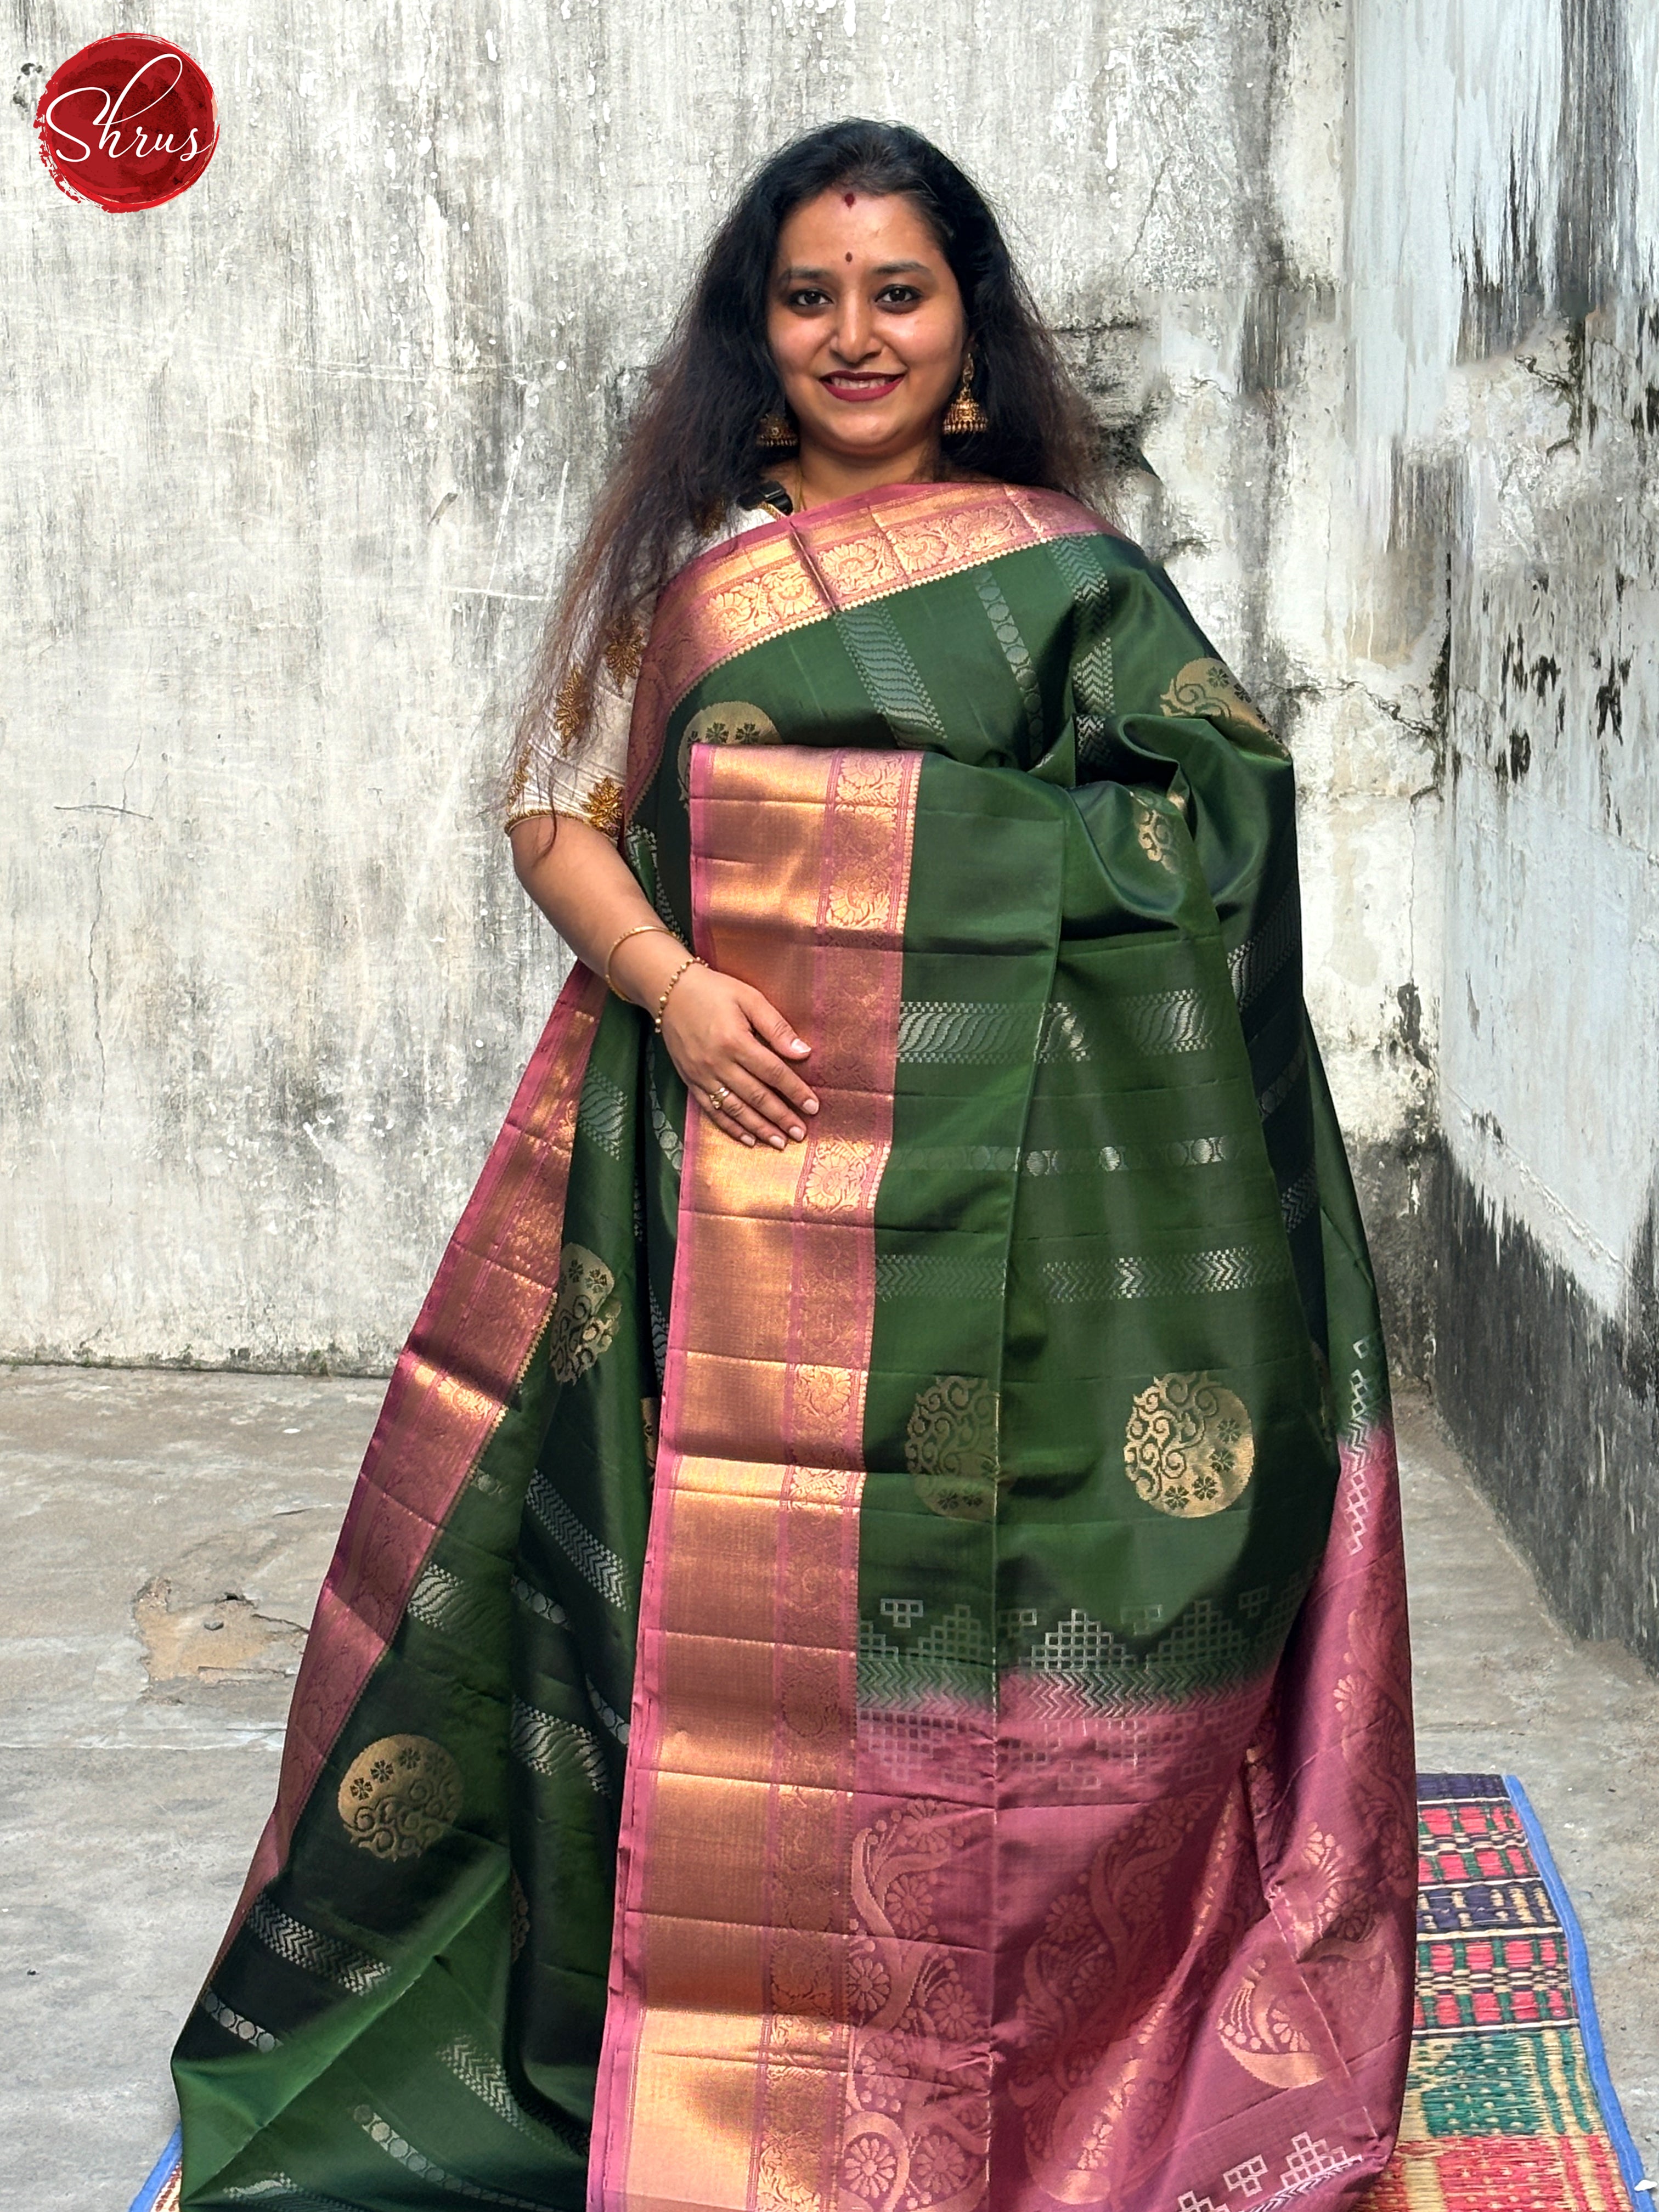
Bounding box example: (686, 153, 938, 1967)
(583, 775, 624, 839)
(554, 665, 591, 754)
(602, 620, 645, 685)
(502, 745, 537, 830)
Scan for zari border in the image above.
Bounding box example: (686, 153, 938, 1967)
(591, 744, 921, 2212)
(623, 481, 1109, 815)
(217, 962, 607, 1954)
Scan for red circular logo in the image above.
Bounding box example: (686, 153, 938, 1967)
(35, 35, 218, 213)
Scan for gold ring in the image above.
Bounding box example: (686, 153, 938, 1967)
(709, 1085, 730, 1111)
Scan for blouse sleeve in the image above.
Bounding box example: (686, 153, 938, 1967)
(502, 645, 640, 843)
(501, 503, 781, 842)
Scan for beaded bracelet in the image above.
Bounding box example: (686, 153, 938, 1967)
(653, 955, 706, 1032)
(602, 922, 674, 998)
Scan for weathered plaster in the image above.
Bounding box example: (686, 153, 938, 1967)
(3, 0, 1426, 1368)
(1341, 0, 1658, 1654)
(7, 0, 1654, 1695)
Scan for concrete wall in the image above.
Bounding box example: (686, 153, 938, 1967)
(1342, 0, 1659, 1661)
(8, 0, 1655, 1667)
(3, 0, 1430, 1370)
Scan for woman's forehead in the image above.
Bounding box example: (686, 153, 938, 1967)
(774, 188, 943, 269)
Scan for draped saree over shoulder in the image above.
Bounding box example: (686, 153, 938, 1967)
(171, 481, 1415, 2212)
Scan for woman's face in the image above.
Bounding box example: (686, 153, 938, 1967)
(766, 189, 967, 470)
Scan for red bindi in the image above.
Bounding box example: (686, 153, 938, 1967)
(843, 191, 856, 206)
(845, 252, 853, 262)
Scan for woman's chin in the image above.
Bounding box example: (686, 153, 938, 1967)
(798, 416, 940, 466)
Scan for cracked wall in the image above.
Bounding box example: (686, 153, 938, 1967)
(7, 0, 1655, 1667)
(3, 0, 1428, 1369)
(1345, 0, 1659, 1662)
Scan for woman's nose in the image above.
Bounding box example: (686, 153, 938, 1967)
(830, 300, 877, 361)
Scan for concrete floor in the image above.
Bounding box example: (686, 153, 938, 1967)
(1, 1368, 1654, 2210)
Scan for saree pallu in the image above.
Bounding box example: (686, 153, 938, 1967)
(172, 481, 1414, 2212)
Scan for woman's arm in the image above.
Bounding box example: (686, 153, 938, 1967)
(509, 815, 817, 1149)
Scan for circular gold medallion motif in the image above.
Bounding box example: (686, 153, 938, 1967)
(1159, 656, 1284, 751)
(548, 1244, 621, 1386)
(337, 1734, 462, 1861)
(906, 1375, 1001, 1521)
(676, 701, 779, 800)
(1124, 1373, 1254, 1517)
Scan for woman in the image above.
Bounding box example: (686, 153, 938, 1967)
(167, 122, 1413, 2212)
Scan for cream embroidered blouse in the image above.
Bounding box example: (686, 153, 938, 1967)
(503, 498, 786, 839)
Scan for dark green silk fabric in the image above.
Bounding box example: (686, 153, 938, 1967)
(172, 523, 1385, 2210)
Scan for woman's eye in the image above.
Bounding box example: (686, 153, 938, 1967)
(786, 288, 829, 309)
(877, 286, 922, 307)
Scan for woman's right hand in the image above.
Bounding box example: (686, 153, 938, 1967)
(655, 963, 817, 1149)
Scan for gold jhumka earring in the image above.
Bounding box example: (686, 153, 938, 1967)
(755, 409, 798, 449)
(940, 347, 988, 436)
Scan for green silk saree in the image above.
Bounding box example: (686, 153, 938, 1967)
(168, 480, 1414, 2212)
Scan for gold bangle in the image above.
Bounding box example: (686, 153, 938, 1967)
(653, 954, 706, 1032)
(602, 923, 674, 998)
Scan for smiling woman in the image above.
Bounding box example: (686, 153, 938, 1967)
(765, 191, 969, 493)
(165, 120, 1415, 2212)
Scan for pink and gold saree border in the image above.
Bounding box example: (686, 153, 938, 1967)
(219, 964, 607, 1952)
(623, 481, 1109, 815)
(591, 744, 921, 2212)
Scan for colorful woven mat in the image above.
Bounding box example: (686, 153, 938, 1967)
(1372, 1773, 1647, 2211)
(130, 1773, 1647, 2212)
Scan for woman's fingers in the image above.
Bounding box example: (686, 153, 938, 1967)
(726, 1045, 812, 1139)
(715, 1064, 805, 1145)
(700, 1089, 757, 1147)
(736, 988, 817, 1109)
(698, 1080, 773, 1148)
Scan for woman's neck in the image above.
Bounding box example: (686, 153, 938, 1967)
(785, 432, 947, 514)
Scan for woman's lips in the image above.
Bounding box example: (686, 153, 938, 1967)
(820, 371, 904, 403)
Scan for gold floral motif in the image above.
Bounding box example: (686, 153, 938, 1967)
(804, 1137, 874, 1217)
(1131, 794, 1180, 870)
(641, 1395, 658, 1471)
(1216, 1822, 1384, 2087)
(676, 699, 779, 800)
(601, 619, 644, 685)
(582, 774, 624, 839)
(794, 1363, 857, 1439)
(1012, 1791, 1217, 2200)
(641, 483, 1102, 740)
(1124, 1373, 1254, 1517)
(553, 664, 591, 754)
(905, 1375, 1001, 1521)
(337, 1734, 461, 1862)
(1159, 656, 1284, 748)
(838, 1801, 991, 2212)
(1216, 1951, 1325, 2086)
(548, 1244, 622, 1385)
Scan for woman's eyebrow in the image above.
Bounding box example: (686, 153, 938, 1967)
(776, 259, 934, 281)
